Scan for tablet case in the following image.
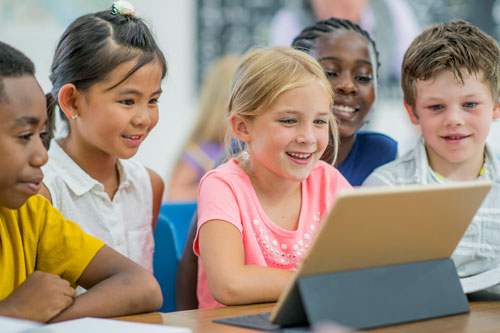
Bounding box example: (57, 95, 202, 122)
(214, 182, 491, 330)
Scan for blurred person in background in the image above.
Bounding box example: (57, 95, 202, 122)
(166, 54, 240, 201)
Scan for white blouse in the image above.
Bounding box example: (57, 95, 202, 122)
(42, 141, 154, 272)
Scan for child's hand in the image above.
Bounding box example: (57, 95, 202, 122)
(0, 271, 75, 322)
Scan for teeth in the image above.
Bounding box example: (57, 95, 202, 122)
(333, 105, 356, 113)
(124, 135, 141, 140)
(288, 152, 311, 159)
(445, 135, 466, 140)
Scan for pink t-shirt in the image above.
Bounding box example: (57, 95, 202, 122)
(194, 159, 352, 308)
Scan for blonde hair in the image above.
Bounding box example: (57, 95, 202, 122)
(227, 46, 338, 165)
(187, 54, 240, 144)
(402, 20, 500, 108)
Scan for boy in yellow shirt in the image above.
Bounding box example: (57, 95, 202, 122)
(0, 41, 162, 322)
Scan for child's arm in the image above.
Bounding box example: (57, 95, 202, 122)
(199, 220, 293, 305)
(0, 271, 75, 323)
(175, 211, 199, 309)
(48, 245, 162, 323)
(147, 168, 164, 230)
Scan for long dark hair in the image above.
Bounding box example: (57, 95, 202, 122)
(46, 8, 167, 143)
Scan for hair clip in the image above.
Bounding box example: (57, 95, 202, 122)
(111, 0, 136, 16)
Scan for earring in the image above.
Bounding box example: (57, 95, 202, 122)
(71, 115, 78, 120)
(241, 151, 249, 160)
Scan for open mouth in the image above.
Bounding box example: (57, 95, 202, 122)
(122, 134, 142, 140)
(286, 152, 312, 159)
(333, 104, 359, 113)
(442, 134, 471, 140)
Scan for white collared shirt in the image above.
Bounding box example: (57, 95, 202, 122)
(363, 136, 500, 293)
(42, 141, 154, 272)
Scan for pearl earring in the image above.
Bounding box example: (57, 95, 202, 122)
(241, 151, 249, 160)
(71, 115, 78, 120)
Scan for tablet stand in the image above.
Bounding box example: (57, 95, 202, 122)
(274, 258, 469, 330)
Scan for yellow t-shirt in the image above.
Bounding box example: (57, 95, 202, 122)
(0, 195, 105, 300)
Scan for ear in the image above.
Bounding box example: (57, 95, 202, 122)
(404, 101, 420, 125)
(58, 83, 81, 120)
(230, 114, 251, 143)
(493, 100, 500, 120)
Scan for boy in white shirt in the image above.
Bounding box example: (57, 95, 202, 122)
(363, 20, 500, 293)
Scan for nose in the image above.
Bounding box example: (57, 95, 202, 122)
(444, 106, 465, 127)
(31, 136, 48, 167)
(296, 123, 316, 145)
(335, 72, 358, 95)
(131, 106, 155, 128)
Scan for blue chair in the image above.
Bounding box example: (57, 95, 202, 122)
(153, 214, 178, 312)
(160, 201, 197, 258)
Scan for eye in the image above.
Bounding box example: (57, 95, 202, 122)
(40, 130, 49, 140)
(149, 98, 159, 105)
(314, 119, 328, 125)
(120, 99, 134, 106)
(463, 102, 478, 108)
(325, 71, 338, 79)
(18, 133, 33, 141)
(355, 75, 373, 83)
(428, 104, 443, 111)
(279, 118, 296, 125)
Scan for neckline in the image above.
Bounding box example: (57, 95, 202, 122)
(230, 159, 307, 235)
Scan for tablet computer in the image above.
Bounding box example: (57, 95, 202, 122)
(215, 181, 492, 330)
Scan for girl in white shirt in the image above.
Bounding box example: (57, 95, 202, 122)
(40, 1, 166, 273)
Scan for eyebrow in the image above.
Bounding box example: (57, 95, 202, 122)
(14, 116, 40, 127)
(319, 56, 372, 66)
(277, 110, 330, 116)
(117, 88, 163, 96)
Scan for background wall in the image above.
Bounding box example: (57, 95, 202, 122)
(1, 0, 500, 191)
(0, 0, 197, 190)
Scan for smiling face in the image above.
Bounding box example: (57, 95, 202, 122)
(314, 30, 375, 139)
(408, 69, 500, 175)
(68, 59, 163, 159)
(240, 81, 331, 183)
(0, 76, 48, 209)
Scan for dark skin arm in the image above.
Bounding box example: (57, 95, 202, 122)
(51, 245, 162, 322)
(0, 246, 162, 323)
(175, 211, 199, 310)
(0, 271, 75, 322)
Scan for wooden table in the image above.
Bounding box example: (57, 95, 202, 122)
(116, 295, 500, 332)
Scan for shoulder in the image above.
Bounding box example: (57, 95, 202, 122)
(17, 195, 62, 231)
(309, 161, 351, 188)
(198, 159, 252, 201)
(146, 168, 164, 191)
(201, 159, 247, 184)
(146, 168, 164, 200)
(24, 194, 53, 213)
(120, 159, 151, 186)
(362, 148, 418, 186)
(357, 131, 398, 154)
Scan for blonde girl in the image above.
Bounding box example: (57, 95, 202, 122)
(194, 47, 351, 308)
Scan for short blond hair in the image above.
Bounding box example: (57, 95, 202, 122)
(227, 46, 338, 164)
(402, 20, 500, 108)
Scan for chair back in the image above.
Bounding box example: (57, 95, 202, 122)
(153, 214, 178, 312)
(160, 201, 197, 258)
